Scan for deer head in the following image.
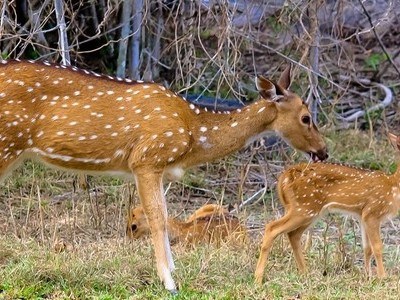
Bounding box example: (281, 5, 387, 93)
(256, 66, 328, 161)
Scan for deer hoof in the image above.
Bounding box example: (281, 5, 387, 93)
(168, 288, 179, 296)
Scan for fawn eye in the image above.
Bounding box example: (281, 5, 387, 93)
(131, 224, 137, 231)
(301, 115, 311, 125)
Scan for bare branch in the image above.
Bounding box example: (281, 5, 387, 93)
(54, 0, 70, 65)
(116, 0, 132, 78)
(129, 0, 143, 80)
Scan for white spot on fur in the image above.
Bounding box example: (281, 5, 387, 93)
(258, 107, 266, 113)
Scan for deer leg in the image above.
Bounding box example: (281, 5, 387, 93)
(360, 222, 373, 276)
(134, 169, 176, 292)
(254, 212, 311, 284)
(287, 224, 311, 273)
(363, 217, 385, 278)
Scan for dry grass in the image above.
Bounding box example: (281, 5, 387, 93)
(0, 129, 400, 299)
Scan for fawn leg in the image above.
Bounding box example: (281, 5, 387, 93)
(255, 212, 310, 284)
(360, 222, 373, 276)
(287, 224, 311, 273)
(134, 168, 176, 292)
(363, 217, 385, 278)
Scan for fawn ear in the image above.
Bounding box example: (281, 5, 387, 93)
(388, 132, 400, 150)
(255, 75, 284, 101)
(277, 64, 292, 90)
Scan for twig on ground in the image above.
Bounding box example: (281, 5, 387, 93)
(338, 76, 393, 122)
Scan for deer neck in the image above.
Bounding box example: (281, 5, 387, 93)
(181, 101, 278, 167)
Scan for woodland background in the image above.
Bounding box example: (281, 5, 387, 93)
(0, 1, 400, 299)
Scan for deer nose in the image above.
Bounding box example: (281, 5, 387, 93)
(317, 147, 329, 161)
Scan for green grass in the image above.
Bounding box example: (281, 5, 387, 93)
(0, 236, 399, 299)
(0, 129, 399, 299)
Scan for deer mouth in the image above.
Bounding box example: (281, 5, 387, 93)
(308, 150, 328, 162)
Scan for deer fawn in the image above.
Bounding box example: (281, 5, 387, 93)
(127, 204, 247, 244)
(0, 59, 327, 293)
(255, 133, 400, 284)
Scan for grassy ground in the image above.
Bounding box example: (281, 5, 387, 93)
(0, 129, 399, 299)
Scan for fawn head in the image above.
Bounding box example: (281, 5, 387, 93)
(256, 66, 328, 161)
(126, 207, 150, 239)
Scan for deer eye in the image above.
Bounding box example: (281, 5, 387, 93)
(301, 115, 311, 125)
(131, 224, 137, 231)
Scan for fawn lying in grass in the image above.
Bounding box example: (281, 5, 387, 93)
(255, 133, 400, 284)
(127, 204, 247, 244)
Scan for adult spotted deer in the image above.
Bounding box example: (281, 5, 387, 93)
(127, 204, 247, 244)
(0, 59, 327, 293)
(255, 133, 400, 284)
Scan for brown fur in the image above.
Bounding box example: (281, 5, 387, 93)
(126, 204, 247, 245)
(0, 60, 327, 291)
(255, 133, 400, 284)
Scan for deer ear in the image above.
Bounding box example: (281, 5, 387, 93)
(277, 64, 292, 90)
(256, 75, 278, 100)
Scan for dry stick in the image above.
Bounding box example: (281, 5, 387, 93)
(306, 0, 322, 123)
(89, 1, 100, 31)
(0, 0, 7, 38)
(54, 0, 70, 65)
(229, 187, 267, 214)
(29, 0, 52, 55)
(150, 0, 163, 79)
(37, 185, 45, 244)
(357, 0, 400, 78)
(338, 76, 393, 122)
(129, 0, 143, 80)
(116, 0, 132, 78)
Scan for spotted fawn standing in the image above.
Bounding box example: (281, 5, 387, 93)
(255, 133, 400, 284)
(0, 60, 327, 293)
